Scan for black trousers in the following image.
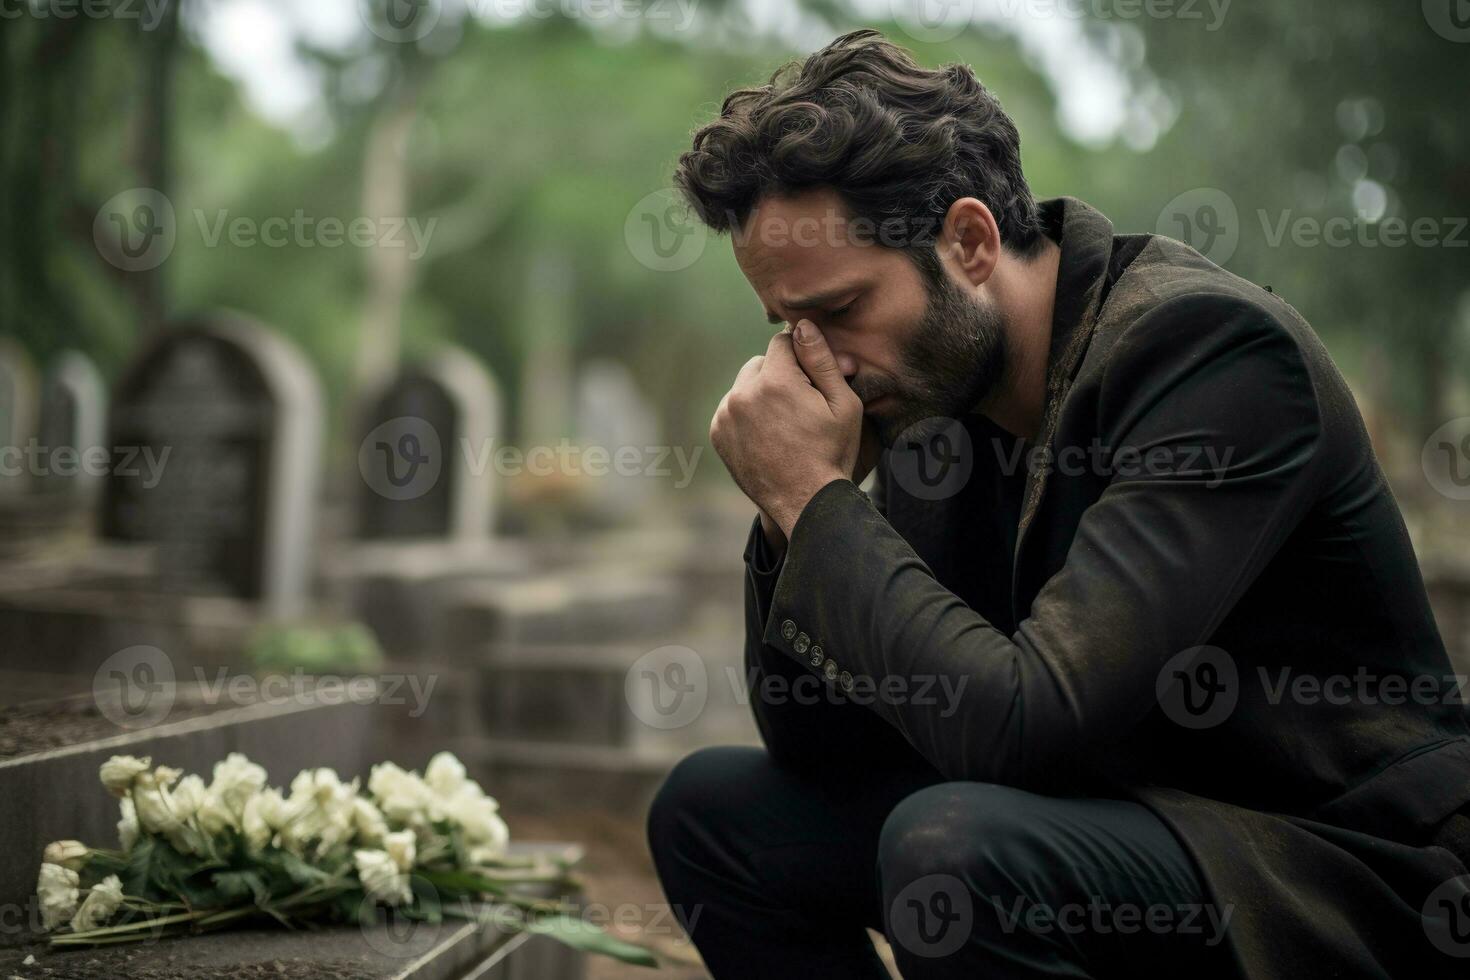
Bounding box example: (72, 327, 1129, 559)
(648, 746, 1237, 979)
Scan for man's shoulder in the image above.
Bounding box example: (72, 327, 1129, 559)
(1085, 232, 1329, 384)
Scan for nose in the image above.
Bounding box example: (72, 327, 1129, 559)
(834, 350, 859, 379)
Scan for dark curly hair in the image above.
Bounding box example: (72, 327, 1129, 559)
(674, 29, 1045, 275)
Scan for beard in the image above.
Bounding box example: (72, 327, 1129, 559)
(850, 269, 1009, 447)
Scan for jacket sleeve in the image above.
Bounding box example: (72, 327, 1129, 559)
(741, 483, 936, 776)
(759, 294, 1324, 791)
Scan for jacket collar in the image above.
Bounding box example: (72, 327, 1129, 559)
(1014, 197, 1118, 556)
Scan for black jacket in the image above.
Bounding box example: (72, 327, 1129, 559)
(743, 196, 1470, 977)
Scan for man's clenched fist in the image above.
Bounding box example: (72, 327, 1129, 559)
(709, 319, 867, 542)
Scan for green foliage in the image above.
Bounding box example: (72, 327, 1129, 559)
(244, 623, 384, 673)
(4, 3, 1460, 465)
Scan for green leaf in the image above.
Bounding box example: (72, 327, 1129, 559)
(409, 875, 443, 924)
(418, 868, 509, 899)
(332, 887, 368, 925)
(525, 915, 658, 968)
(120, 836, 159, 900)
(211, 870, 269, 905)
(276, 851, 331, 888)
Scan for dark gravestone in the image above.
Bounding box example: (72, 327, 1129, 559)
(100, 314, 322, 616)
(356, 345, 499, 541)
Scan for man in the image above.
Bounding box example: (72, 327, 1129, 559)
(647, 29, 1470, 979)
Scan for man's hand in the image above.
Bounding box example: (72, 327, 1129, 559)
(710, 319, 866, 541)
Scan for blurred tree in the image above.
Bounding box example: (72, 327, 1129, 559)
(1079, 0, 1470, 443)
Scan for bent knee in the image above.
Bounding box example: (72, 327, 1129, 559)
(647, 745, 765, 859)
(879, 781, 1056, 887)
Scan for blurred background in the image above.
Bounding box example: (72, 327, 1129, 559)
(1, 0, 1468, 976)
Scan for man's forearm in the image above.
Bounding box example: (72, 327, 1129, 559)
(741, 517, 928, 775)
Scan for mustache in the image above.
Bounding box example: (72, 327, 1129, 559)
(847, 373, 902, 406)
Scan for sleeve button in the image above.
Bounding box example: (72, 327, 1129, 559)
(838, 671, 854, 692)
(822, 659, 839, 681)
(793, 632, 810, 654)
(808, 644, 824, 667)
(781, 619, 797, 641)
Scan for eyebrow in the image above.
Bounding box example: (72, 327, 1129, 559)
(764, 286, 862, 325)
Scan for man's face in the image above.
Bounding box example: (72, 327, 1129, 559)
(733, 188, 1008, 446)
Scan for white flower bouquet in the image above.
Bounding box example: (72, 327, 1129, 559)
(35, 752, 655, 968)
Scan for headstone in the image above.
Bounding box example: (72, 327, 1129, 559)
(574, 359, 660, 517)
(100, 313, 322, 617)
(0, 339, 39, 494)
(356, 345, 500, 541)
(37, 349, 107, 495)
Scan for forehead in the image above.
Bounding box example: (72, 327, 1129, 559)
(732, 188, 896, 305)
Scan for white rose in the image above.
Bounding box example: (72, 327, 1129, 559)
(282, 770, 358, 857)
(352, 797, 389, 846)
(43, 841, 89, 872)
(383, 830, 416, 873)
(37, 863, 79, 931)
(423, 753, 467, 796)
(354, 849, 411, 906)
(368, 763, 432, 826)
(117, 798, 139, 852)
(194, 791, 238, 836)
(70, 875, 124, 932)
(241, 793, 273, 852)
(209, 753, 267, 816)
(171, 775, 207, 820)
(99, 756, 151, 798)
(441, 787, 509, 857)
(132, 768, 183, 836)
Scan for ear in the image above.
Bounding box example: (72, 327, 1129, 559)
(938, 197, 1001, 287)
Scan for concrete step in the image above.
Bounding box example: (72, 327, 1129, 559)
(0, 688, 379, 908)
(0, 843, 587, 979)
(439, 571, 689, 656)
